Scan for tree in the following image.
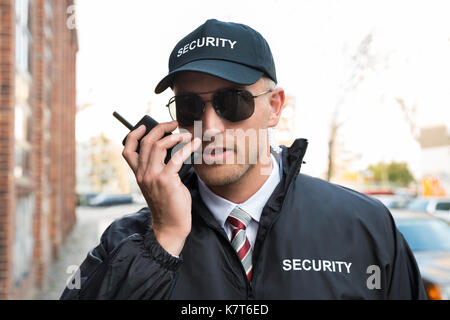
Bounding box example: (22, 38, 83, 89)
(395, 97, 419, 140)
(367, 161, 415, 187)
(327, 33, 379, 181)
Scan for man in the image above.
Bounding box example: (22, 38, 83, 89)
(61, 19, 426, 299)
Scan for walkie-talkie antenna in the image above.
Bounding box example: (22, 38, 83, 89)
(113, 111, 133, 130)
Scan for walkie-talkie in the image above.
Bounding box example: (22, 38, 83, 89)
(113, 111, 194, 181)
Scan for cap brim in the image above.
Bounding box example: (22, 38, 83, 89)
(154, 59, 264, 94)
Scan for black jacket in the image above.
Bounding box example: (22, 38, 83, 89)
(61, 138, 427, 300)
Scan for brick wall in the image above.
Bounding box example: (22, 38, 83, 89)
(0, 0, 16, 300)
(0, 0, 78, 299)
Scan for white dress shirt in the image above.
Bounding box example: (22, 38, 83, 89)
(197, 153, 281, 249)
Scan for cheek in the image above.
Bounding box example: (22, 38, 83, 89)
(239, 102, 270, 131)
(231, 125, 267, 157)
(254, 101, 271, 127)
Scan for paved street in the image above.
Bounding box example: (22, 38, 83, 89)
(33, 202, 148, 300)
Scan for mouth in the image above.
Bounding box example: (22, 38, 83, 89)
(202, 146, 234, 163)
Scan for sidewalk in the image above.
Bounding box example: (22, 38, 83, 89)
(33, 202, 147, 300)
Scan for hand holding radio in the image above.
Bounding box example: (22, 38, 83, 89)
(114, 112, 201, 256)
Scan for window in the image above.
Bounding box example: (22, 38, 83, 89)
(436, 202, 450, 212)
(15, 0, 32, 74)
(13, 1, 35, 286)
(44, 0, 52, 19)
(14, 0, 33, 180)
(13, 194, 35, 283)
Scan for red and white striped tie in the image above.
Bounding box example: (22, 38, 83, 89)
(227, 206, 253, 282)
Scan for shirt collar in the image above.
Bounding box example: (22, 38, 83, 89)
(197, 153, 281, 229)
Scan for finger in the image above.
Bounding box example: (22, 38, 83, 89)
(138, 120, 178, 171)
(124, 124, 147, 153)
(165, 137, 202, 174)
(150, 132, 193, 162)
(140, 120, 178, 148)
(144, 132, 193, 174)
(122, 125, 146, 172)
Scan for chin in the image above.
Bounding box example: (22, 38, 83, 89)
(194, 163, 252, 187)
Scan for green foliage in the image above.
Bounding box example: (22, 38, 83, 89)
(367, 161, 415, 187)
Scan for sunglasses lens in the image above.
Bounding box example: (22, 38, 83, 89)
(168, 89, 257, 125)
(169, 95, 204, 126)
(168, 97, 178, 121)
(214, 89, 254, 122)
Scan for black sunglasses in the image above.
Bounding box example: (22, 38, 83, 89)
(166, 87, 273, 126)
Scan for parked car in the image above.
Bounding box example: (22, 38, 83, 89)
(88, 194, 134, 207)
(371, 195, 411, 210)
(392, 211, 450, 299)
(77, 193, 99, 207)
(405, 197, 450, 222)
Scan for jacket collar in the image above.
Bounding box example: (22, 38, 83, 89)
(269, 138, 308, 212)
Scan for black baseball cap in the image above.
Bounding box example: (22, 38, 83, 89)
(154, 19, 277, 94)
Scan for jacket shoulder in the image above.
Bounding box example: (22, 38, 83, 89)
(294, 173, 394, 231)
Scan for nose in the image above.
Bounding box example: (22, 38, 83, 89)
(201, 100, 225, 137)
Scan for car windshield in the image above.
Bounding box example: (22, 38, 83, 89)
(406, 199, 429, 212)
(396, 219, 450, 251)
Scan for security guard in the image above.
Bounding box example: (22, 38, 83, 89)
(61, 19, 426, 300)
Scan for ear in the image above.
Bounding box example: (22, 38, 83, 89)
(267, 87, 285, 128)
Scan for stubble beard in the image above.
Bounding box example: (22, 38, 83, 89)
(194, 162, 255, 187)
(193, 146, 260, 187)
(193, 127, 270, 188)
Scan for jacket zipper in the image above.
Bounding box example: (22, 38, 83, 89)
(190, 139, 308, 300)
(209, 226, 254, 298)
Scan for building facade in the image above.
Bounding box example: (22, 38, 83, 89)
(418, 124, 450, 196)
(0, 0, 78, 299)
(76, 132, 132, 196)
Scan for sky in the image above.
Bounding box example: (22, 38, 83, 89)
(74, 0, 450, 178)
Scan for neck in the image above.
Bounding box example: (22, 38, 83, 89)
(207, 151, 273, 204)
